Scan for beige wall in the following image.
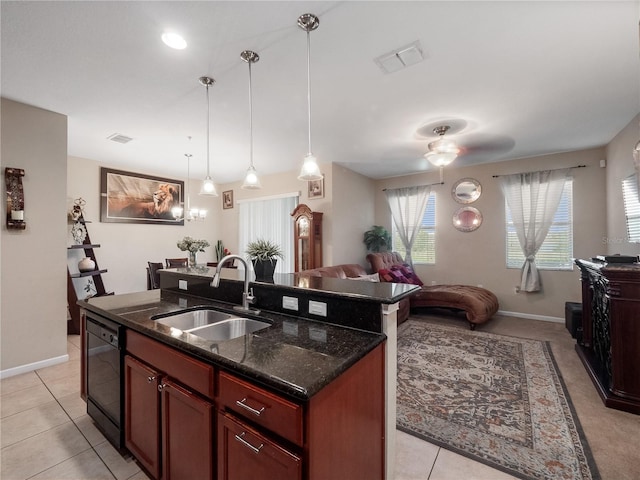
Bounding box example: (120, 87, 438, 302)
(331, 164, 376, 267)
(605, 114, 640, 256)
(1, 99, 68, 373)
(374, 148, 607, 320)
(67, 156, 221, 295)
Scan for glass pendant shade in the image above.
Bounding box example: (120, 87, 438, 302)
(200, 176, 217, 196)
(242, 165, 262, 189)
(298, 153, 322, 181)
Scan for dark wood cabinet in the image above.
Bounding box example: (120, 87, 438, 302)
(162, 379, 214, 480)
(291, 204, 323, 272)
(575, 260, 640, 414)
(124, 355, 161, 479)
(217, 411, 301, 480)
(125, 331, 215, 479)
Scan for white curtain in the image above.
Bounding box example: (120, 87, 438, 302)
(384, 185, 431, 266)
(238, 195, 298, 274)
(500, 169, 570, 292)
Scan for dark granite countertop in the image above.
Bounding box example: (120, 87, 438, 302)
(82, 289, 385, 402)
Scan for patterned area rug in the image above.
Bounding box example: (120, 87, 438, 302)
(397, 320, 599, 480)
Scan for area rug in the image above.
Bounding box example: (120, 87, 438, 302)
(397, 320, 599, 480)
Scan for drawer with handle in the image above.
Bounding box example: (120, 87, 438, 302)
(218, 371, 303, 446)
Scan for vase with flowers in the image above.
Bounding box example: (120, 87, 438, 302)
(177, 237, 210, 267)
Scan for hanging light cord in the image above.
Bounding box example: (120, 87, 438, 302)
(185, 153, 191, 210)
(205, 84, 211, 177)
(248, 59, 254, 168)
(306, 28, 312, 156)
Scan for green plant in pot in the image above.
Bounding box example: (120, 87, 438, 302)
(245, 238, 284, 281)
(363, 225, 392, 252)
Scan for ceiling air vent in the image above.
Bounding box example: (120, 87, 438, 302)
(107, 133, 133, 144)
(374, 40, 425, 74)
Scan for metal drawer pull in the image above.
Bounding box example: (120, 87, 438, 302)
(234, 432, 263, 454)
(235, 398, 265, 416)
(158, 383, 167, 392)
(147, 376, 156, 383)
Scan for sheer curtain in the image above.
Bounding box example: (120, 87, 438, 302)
(238, 194, 298, 274)
(500, 169, 570, 292)
(384, 185, 431, 266)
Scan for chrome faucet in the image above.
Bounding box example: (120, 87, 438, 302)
(211, 254, 259, 314)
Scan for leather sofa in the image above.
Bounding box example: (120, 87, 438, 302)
(296, 264, 411, 324)
(366, 252, 499, 329)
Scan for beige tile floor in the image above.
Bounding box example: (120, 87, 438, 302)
(7, 312, 637, 480)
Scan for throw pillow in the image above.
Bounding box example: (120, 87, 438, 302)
(377, 268, 409, 284)
(393, 264, 424, 286)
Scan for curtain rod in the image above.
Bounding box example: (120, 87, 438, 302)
(492, 164, 586, 178)
(382, 181, 444, 191)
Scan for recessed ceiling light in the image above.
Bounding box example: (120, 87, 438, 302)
(162, 32, 187, 50)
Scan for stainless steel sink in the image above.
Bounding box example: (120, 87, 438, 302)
(154, 309, 233, 330)
(187, 318, 270, 341)
(153, 308, 271, 341)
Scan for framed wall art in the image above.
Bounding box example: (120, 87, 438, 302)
(222, 190, 234, 209)
(308, 177, 324, 199)
(100, 167, 184, 225)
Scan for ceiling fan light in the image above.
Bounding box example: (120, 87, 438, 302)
(200, 176, 218, 196)
(298, 154, 323, 181)
(425, 151, 457, 167)
(428, 137, 460, 154)
(242, 165, 262, 189)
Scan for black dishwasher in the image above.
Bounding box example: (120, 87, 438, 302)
(86, 314, 124, 449)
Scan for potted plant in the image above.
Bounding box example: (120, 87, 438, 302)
(177, 237, 210, 267)
(245, 238, 284, 281)
(363, 225, 392, 252)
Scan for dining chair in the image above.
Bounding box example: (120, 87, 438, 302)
(147, 262, 164, 289)
(165, 257, 188, 268)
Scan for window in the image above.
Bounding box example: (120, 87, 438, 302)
(622, 174, 640, 243)
(392, 192, 436, 264)
(506, 180, 573, 270)
(238, 194, 298, 274)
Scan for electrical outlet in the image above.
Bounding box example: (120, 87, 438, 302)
(477, 284, 483, 288)
(514, 286, 521, 293)
(178, 297, 188, 308)
(308, 300, 327, 317)
(179, 280, 188, 290)
(282, 296, 299, 311)
(431, 280, 436, 286)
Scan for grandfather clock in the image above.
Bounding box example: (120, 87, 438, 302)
(291, 204, 323, 272)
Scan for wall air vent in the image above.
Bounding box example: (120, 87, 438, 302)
(374, 40, 425, 74)
(107, 133, 133, 144)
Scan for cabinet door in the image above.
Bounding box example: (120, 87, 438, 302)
(161, 379, 214, 480)
(124, 355, 161, 479)
(217, 411, 301, 480)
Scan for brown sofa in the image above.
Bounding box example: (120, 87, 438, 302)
(366, 252, 499, 329)
(297, 264, 411, 323)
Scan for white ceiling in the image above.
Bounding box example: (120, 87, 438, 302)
(2, 1, 639, 184)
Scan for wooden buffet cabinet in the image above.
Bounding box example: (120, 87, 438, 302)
(124, 329, 384, 480)
(574, 260, 640, 414)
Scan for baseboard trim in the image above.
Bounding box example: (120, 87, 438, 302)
(0, 354, 70, 379)
(497, 310, 564, 323)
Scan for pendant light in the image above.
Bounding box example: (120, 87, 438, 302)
(172, 138, 206, 221)
(240, 50, 262, 189)
(424, 125, 460, 167)
(199, 76, 218, 196)
(297, 13, 323, 181)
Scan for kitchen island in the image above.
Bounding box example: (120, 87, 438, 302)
(81, 267, 418, 480)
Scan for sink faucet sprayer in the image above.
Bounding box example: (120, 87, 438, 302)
(211, 254, 260, 314)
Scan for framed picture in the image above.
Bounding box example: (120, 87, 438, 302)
(308, 177, 324, 199)
(222, 190, 234, 209)
(100, 167, 184, 225)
